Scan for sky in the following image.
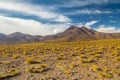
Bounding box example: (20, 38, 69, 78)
(0, 0, 120, 35)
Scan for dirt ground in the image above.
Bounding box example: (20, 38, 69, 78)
(1, 40, 120, 80)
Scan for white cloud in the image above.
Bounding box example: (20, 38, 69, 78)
(96, 25, 120, 33)
(0, 15, 70, 35)
(72, 20, 98, 29)
(76, 9, 111, 14)
(85, 21, 99, 28)
(2, 14, 119, 35)
(57, 0, 119, 8)
(0, 0, 71, 22)
(66, 9, 112, 15)
(0, 15, 100, 35)
(109, 20, 117, 23)
(72, 20, 99, 28)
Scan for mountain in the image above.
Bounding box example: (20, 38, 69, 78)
(40, 26, 120, 41)
(0, 32, 41, 45)
(0, 26, 120, 45)
(54, 26, 97, 41)
(0, 33, 6, 38)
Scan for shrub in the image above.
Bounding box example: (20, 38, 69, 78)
(116, 56, 120, 61)
(8, 68, 20, 75)
(0, 68, 20, 79)
(25, 58, 40, 64)
(81, 54, 87, 58)
(4, 61, 10, 65)
(103, 67, 110, 72)
(92, 65, 101, 71)
(12, 54, 19, 59)
(57, 53, 66, 60)
(65, 69, 72, 74)
(80, 58, 94, 63)
(70, 62, 78, 69)
(94, 54, 101, 58)
(26, 64, 49, 73)
(99, 72, 113, 78)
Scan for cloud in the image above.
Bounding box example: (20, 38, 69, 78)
(74, 20, 99, 28)
(0, 15, 99, 35)
(66, 9, 112, 15)
(109, 20, 117, 23)
(0, 15, 70, 35)
(0, 0, 71, 22)
(85, 20, 99, 28)
(96, 25, 120, 33)
(57, 0, 120, 8)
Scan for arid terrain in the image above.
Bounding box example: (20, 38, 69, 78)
(1, 39, 120, 80)
(1, 26, 120, 45)
(0, 0, 120, 80)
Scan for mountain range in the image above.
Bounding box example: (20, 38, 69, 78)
(0, 26, 120, 45)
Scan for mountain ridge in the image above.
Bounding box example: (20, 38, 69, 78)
(0, 26, 120, 45)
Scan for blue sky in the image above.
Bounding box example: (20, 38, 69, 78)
(0, 0, 120, 35)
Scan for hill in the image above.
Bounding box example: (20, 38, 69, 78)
(0, 26, 120, 44)
(40, 26, 120, 41)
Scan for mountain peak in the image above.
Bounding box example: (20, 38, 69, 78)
(12, 32, 23, 34)
(65, 26, 91, 32)
(67, 26, 90, 30)
(81, 26, 88, 29)
(8, 32, 27, 37)
(68, 25, 78, 30)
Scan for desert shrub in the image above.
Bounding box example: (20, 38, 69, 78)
(112, 50, 119, 56)
(65, 69, 72, 74)
(8, 68, 20, 75)
(94, 54, 101, 58)
(70, 53, 77, 56)
(88, 52, 96, 55)
(0, 68, 20, 79)
(81, 54, 87, 58)
(70, 62, 78, 69)
(92, 65, 101, 71)
(77, 51, 84, 54)
(99, 72, 113, 78)
(4, 61, 10, 65)
(23, 51, 29, 56)
(80, 58, 94, 63)
(57, 53, 66, 60)
(12, 54, 19, 59)
(25, 58, 40, 64)
(26, 64, 49, 73)
(87, 58, 94, 62)
(116, 56, 120, 61)
(103, 67, 110, 72)
(39, 56, 45, 61)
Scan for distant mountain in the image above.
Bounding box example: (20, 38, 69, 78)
(53, 26, 97, 41)
(0, 33, 6, 38)
(40, 26, 120, 41)
(0, 26, 120, 45)
(0, 32, 41, 45)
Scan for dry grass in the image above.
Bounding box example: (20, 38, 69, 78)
(0, 39, 120, 79)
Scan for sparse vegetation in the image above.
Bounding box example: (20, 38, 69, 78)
(0, 39, 120, 79)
